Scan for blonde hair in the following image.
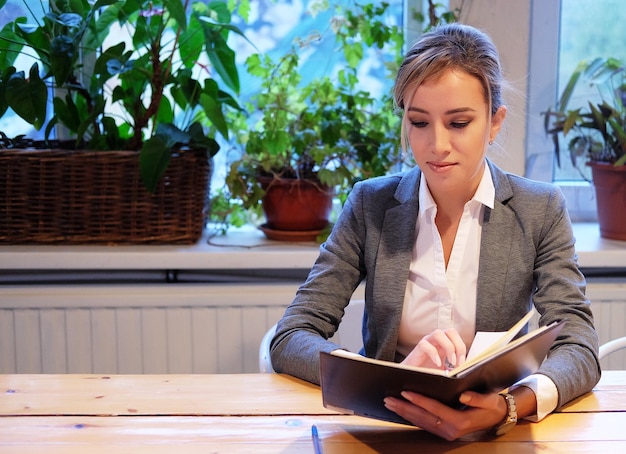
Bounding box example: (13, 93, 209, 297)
(394, 24, 505, 150)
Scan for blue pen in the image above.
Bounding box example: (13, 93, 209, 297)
(311, 424, 324, 454)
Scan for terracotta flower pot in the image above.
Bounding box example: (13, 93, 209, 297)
(258, 176, 333, 239)
(588, 162, 626, 241)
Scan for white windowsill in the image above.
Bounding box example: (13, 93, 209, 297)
(0, 223, 624, 271)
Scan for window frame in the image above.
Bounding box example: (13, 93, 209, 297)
(525, 0, 597, 222)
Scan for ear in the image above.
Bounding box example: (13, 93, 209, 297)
(490, 105, 507, 141)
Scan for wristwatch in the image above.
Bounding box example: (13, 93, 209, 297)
(493, 392, 517, 435)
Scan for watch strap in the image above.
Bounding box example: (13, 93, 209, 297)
(493, 392, 518, 435)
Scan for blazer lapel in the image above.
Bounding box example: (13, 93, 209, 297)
(372, 168, 421, 358)
(476, 161, 515, 331)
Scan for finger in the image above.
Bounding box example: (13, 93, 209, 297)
(384, 396, 443, 431)
(401, 345, 429, 367)
(400, 390, 449, 417)
(444, 328, 467, 366)
(458, 391, 502, 410)
(417, 336, 443, 367)
(426, 329, 464, 368)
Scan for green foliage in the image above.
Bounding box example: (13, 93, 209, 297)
(410, 0, 462, 32)
(212, 1, 422, 230)
(0, 0, 247, 191)
(543, 57, 626, 177)
(210, 0, 461, 232)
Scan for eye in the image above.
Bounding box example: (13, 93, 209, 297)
(410, 120, 428, 128)
(451, 121, 470, 129)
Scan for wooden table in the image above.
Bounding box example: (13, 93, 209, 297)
(1, 372, 625, 453)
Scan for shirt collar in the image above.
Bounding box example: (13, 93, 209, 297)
(418, 162, 495, 216)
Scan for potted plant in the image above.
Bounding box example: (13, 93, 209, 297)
(0, 0, 245, 244)
(543, 56, 626, 240)
(211, 1, 409, 241)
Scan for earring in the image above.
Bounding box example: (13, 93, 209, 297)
(489, 139, 494, 145)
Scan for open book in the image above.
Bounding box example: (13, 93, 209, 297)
(319, 312, 565, 425)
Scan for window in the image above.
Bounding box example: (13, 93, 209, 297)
(526, 0, 626, 221)
(0, 0, 48, 139)
(554, 0, 626, 182)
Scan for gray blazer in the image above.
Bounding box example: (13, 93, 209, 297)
(271, 160, 601, 408)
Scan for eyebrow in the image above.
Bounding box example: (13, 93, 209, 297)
(407, 106, 476, 115)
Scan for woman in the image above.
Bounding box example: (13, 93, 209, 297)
(270, 23, 600, 441)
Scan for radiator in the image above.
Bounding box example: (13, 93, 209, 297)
(587, 280, 626, 371)
(0, 283, 299, 374)
(0, 280, 623, 374)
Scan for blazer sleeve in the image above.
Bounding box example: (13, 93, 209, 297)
(269, 181, 369, 384)
(480, 165, 601, 408)
(529, 184, 601, 408)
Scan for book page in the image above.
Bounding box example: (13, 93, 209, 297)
(465, 310, 535, 362)
(452, 311, 550, 376)
(466, 331, 506, 361)
(330, 349, 449, 376)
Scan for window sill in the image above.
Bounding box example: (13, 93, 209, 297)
(0, 223, 624, 271)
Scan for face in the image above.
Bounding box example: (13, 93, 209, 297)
(404, 69, 506, 203)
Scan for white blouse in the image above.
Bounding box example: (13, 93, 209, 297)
(397, 163, 557, 420)
(397, 164, 493, 354)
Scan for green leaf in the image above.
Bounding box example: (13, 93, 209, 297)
(188, 120, 220, 156)
(231, 0, 251, 22)
(155, 94, 173, 125)
(15, 20, 51, 65)
(50, 35, 75, 85)
(155, 122, 190, 148)
(131, 14, 151, 50)
(206, 1, 232, 23)
(6, 64, 48, 129)
(343, 42, 363, 69)
(100, 115, 123, 149)
(557, 60, 587, 111)
(179, 14, 205, 68)
(176, 69, 202, 107)
(164, 0, 187, 31)
(76, 95, 106, 145)
(0, 23, 24, 69)
(93, 0, 120, 8)
(44, 115, 58, 141)
(50, 13, 83, 28)
(84, 2, 122, 52)
(199, 89, 228, 139)
(53, 94, 80, 132)
(140, 135, 171, 192)
(202, 24, 239, 94)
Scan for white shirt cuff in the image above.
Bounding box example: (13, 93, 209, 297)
(510, 373, 558, 422)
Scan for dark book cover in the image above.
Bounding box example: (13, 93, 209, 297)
(320, 319, 565, 425)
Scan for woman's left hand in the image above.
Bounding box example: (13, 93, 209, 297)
(383, 390, 508, 441)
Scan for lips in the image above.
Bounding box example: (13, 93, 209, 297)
(427, 161, 456, 172)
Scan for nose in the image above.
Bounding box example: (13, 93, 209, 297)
(430, 124, 451, 155)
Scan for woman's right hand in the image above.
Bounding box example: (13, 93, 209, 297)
(401, 328, 467, 370)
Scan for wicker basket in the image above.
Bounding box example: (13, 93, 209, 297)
(0, 148, 210, 244)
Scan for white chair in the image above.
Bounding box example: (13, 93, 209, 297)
(599, 336, 626, 360)
(259, 324, 278, 373)
(259, 299, 365, 373)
